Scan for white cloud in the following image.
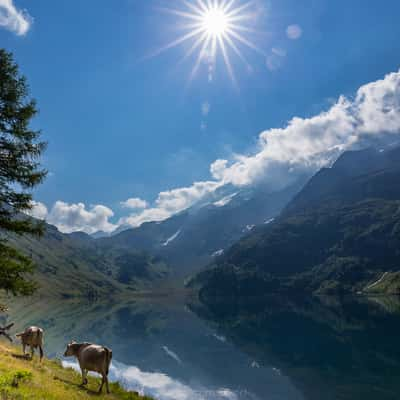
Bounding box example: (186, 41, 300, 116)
(119, 207, 171, 229)
(31, 183, 221, 233)
(121, 198, 148, 210)
(209, 69, 400, 188)
(286, 24, 302, 40)
(119, 181, 221, 228)
(28, 201, 48, 220)
(0, 0, 31, 35)
(45, 201, 117, 234)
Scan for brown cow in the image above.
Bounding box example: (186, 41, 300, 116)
(16, 326, 44, 361)
(64, 342, 112, 394)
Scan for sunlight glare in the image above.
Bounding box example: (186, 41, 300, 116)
(155, 0, 263, 85)
(202, 7, 229, 37)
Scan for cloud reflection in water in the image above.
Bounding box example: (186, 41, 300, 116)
(63, 359, 256, 400)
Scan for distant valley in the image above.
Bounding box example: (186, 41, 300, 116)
(97, 179, 306, 276)
(7, 146, 400, 300)
(7, 174, 307, 298)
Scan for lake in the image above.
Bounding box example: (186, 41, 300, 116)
(2, 295, 400, 400)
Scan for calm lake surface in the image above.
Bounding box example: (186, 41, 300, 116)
(2, 295, 400, 400)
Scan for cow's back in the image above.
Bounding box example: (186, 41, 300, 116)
(78, 345, 111, 374)
(19, 326, 43, 347)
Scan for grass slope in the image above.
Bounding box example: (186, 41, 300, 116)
(5, 223, 169, 298)
(0, 342, 153, 400)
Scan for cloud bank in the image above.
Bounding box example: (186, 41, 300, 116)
(119, 181, 221, 228)
(34, 69, 400, 234)
(210, 69, 400, 187)
(0, 0, 31, 35)
(30, 201, 118, 234)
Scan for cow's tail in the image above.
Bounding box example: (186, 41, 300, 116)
(104, 347, 112, 375)
(15, 332, 23, 338)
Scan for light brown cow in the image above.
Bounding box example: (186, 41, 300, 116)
(16, 326, 44, 361)
(64, 342, 113, 394)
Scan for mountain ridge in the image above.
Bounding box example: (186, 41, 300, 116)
(4, 221, 169, 298)
(95, 178, 308, 276)
(190, 146, 400, 298)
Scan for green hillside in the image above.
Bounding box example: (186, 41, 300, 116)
(4, 222, 169, 298)
(0, 342, 152, 400)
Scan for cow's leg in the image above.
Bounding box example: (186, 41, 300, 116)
(30, 346, 34, 360)
(39, 345, 44, 362)
(79, 366, 88, 386)
(84, 370, 88, 385)
(78, 360, 88, 386)
(105, 375, 110, 394)
(22, 343, 26, 355)
(98, 375, 104, 394)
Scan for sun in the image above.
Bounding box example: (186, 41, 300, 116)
(202, 7, 229, 37)
(153, 0, 263, 85)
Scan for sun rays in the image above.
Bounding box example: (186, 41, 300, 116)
(154, 0, 263, 86)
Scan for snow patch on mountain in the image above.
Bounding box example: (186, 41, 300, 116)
(212, 249, 224, 257)
(243, 225, 255, 233)
(162, 230, 181, 246)
(213, 193, 238, 207)
(264, 218, 275, 225)
(213, 333, 227, 343)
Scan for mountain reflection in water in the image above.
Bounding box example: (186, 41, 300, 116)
(2, 295, 400, 400)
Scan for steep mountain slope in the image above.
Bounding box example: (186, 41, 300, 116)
(4, 222, 169, 298)
(97, 180, 306, 275)
(191, 147, 400, 297)
(284, 147, 400, 215)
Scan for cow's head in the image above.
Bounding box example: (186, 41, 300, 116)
(64, 341, 78, 357)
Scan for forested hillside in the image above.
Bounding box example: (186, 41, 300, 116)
(191, 147, 400, 298)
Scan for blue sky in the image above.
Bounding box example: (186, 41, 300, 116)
(1, 0, 400, 233)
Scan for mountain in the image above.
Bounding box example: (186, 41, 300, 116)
(190, 146, 400, 298)
(96, 179, 307, 275)
(3, 174, 305, 297)
(4, 222, 169, 298)
(284, 147, 400, 215)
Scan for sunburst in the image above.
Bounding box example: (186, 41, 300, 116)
(154, 0, 263, 85)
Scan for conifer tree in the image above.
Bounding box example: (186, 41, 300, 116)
(0, 49, 47, 295)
